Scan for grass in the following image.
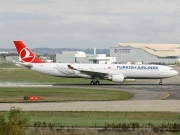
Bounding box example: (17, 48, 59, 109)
(0, 111, 179, 127)
(27, 111, 180, 127)
(0, 87, 133, 102)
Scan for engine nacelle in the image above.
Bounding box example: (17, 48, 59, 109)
(108, 75, 124, 83)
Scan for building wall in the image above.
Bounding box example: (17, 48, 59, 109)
(56, 54, 75, 63)
(110, 46, 178, 64)
(76, 57, 93, 63)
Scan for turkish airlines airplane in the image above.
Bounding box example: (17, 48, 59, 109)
(14, 41, 178, 85)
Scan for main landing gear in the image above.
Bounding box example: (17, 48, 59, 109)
(90, 80, 100, 85)
(90, 76, 100, 85)
(159, 79, 162, 85)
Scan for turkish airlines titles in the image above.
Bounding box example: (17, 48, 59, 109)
(117, 65, 159, 70)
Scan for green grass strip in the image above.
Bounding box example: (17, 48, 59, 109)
(0, 87, 133, 102)
(0, 111, 179, 127)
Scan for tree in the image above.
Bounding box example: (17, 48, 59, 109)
(2, 54, 6, 62)
(0, 115, 6, 134)
(0, 107, 29, 135)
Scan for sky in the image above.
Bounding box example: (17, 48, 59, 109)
(0, 0, 180, 49)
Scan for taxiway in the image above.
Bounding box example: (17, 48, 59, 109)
(0, 100, 179, 112)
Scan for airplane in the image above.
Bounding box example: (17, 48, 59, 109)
(13, 41, 178, 85)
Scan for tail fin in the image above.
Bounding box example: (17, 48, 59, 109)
(13, 41, 44, 63)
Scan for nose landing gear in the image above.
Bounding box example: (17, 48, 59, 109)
(159, 79, 162, 85)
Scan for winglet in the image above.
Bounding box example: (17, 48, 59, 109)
(13, 41, 44, 63)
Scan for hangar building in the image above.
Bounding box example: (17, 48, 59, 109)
(110, 43, 180, 65)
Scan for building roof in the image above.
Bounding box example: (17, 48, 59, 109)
(62, 51, 86, 55)
(118, 43, 180, 57)
(75, 51, 86, 55)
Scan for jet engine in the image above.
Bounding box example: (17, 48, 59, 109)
(108, 75, 124, 83)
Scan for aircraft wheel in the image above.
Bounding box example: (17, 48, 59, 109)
(90, 81, 94, 85)
(95, 81, 100, 85)
(159, 79, 162, 85)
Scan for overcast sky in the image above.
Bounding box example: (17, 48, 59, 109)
(0, 0, 180, 49)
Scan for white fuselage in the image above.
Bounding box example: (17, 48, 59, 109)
(27, 63, 178, 80)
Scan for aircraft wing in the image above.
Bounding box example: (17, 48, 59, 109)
(67, 64, 109, 77)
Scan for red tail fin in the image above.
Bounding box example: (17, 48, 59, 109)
(13, 41, 44, 63)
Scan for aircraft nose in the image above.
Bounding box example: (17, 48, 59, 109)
(175, 70, 178, 75)
(172, 70, 178, 76)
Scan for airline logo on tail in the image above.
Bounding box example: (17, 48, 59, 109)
(19, 47, 35, 63)
(14, 41, 44, 63)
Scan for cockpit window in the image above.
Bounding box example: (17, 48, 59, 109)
(170, 69, 174, 71)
